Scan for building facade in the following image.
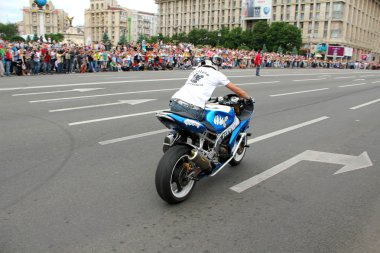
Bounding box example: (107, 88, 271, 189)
(22, 0, 69, 36)
(127, 10, 159, 42)
(271, 0, 380, 60)
(156, 0, 243, 35)
(155, 0, 380, 60)
(85, 0, 158, 45)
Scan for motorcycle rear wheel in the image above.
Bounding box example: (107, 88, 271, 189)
(155, 145, 196, 204)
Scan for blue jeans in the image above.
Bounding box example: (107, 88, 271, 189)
(5, 60, 12, 76)
(256, 66, 260, 76)
(169, 100, 205, 121)
(33, 61, 41, 74)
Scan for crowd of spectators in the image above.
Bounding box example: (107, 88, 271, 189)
(0, 37, 377, 78)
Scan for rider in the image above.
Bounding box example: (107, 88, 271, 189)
(165, 53, 252, 145)
(170, 53, 251, 119)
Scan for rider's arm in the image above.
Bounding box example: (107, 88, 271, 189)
(226, 82, 251, 99)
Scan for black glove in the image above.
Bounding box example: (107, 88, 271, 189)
(244, 97, 254, 106)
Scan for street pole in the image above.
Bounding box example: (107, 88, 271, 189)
(39, 9, 45, 40)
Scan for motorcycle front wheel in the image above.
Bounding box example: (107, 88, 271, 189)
(229, 133, 248, 166)
(155, 145, 196, 204)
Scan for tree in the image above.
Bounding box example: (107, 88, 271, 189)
(0, 23, 18, 39)
(102, 33, 111, 49)
(292, 46, 298, 55)
(47, 33, 64, 42)
(251, 20, 270, 50)
(33, 33, 38, 42)
(26, 35, 31, 42)
(277, 45, 283, 54)
(118, 33, 127, 45)
(10, 36, 25, 42)
(267, 22, 302, 52)
(262, 44, 268, 53)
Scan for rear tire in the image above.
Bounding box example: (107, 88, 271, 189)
(229, 134, 247, 166)
(155, 145, 196, 204)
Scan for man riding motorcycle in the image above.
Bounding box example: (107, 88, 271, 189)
(165, 54, 253, 147)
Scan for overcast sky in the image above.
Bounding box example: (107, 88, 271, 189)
(0, 0, 158, 26)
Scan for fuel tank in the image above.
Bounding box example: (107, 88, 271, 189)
(204, 104, 235, 133)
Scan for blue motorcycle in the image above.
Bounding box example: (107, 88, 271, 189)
(155, 94, 255, 204)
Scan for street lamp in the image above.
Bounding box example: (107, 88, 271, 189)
(217, 31, 221, 47)
(308, 34, 313, 59)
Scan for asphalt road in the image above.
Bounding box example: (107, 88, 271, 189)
(0, 68, 379, 253)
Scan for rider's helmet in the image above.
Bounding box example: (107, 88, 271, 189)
(201, 53, 222, 70)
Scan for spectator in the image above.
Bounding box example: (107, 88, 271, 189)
(254, 50, 262, 76)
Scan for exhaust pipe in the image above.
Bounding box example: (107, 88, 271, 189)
(189, 149, 212, 172)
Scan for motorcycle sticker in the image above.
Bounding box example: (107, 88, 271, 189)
(214, 115, 229, 128)
(184, 119, 201, 128)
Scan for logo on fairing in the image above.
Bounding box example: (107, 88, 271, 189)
(214, 115, 229, 128)
(184, 119, 201, 128)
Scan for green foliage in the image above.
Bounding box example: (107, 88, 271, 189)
(47, 33, 64, 42)
(267, 22, 302, 52)
(26, 35, 31, 42)
(118, 34, 127, 45)
(10, 36, 25, 42)
(237, 45, 250, 50)
(0, 23, 18, 39)
(251, 21, 269, 50)
(292, 46, 298, 55)
(277, 46, 283, 54)
(102, 33, 112, 49)
(33, 33, 38, 42)
(262, 44, 268, 53)
(133, 21, 302, 53)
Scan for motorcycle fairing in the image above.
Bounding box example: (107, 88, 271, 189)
(228, 118, 250, 150)
(156, 111, 207, 133)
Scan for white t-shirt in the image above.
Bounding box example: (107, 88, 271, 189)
(172, 67, 230, 108)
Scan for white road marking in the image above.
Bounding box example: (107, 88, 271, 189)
(0, 72, 364, 91)
(353, 79, 365, 81)
(238, 81, 280, 86)
(247, 116, 329, 144)
(350, 98, 380, 110)
(49, 99, 156, 112)
(99, 116, 329, 146)
(292, 78, 326, 82)
(270, 88, 329, 97)
(29, 88, 178, 103)
(372, 81, 380, 83)
(29, 81, 279, 103)
(68, 109, 166, 126)
(0, 77, 187, 91)
(13, 88, 104, 96)
(339, 83, 367, 88)
(230, 150, 373, 193)
(99, 129, 170, 145)
(335, 76, 356, 79)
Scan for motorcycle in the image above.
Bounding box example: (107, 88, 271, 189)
(155, 94, 255, 204)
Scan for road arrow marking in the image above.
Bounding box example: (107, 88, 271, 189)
(13, 88, 104, 96)
(49, 99, 156, 112)
(230, 150, 373, 193)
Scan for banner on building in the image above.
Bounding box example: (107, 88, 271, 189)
(344, 47, 353, 57)
(242, 0, 272, 20)
(326, 46, 345, 57)
(360, 54, 372, 62)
